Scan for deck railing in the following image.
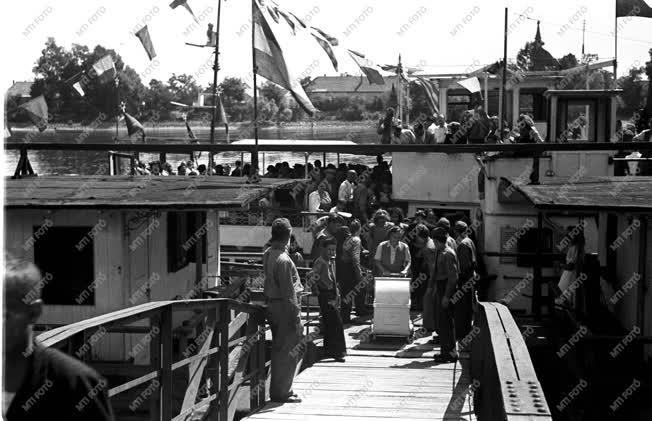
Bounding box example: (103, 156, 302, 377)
(472, 302, 552, 421)
(36, 298, 266, 421)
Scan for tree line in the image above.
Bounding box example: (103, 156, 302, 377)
(5, 38, 650, 125)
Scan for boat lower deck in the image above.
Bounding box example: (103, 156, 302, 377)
(246, 316, 476, 421)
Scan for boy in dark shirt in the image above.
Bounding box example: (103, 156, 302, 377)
(311, 239, 346, 362)
(3, 256, 114, 420)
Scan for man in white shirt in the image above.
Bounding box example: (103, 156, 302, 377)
(430, 114, 448, 144)
(338, 170, 357, 211)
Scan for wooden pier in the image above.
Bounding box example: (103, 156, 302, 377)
(246, 320, 475, 421)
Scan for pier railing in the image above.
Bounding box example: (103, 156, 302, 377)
(36, 298, 266, 421)
(472, 302, 552, 421)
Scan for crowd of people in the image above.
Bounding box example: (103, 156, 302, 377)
(376, 106, 544, 145)
(260, 207, 481, 403)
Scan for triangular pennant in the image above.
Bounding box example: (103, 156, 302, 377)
(123, 110, 146, 141)
(170, 0, 199, 23)
(348, 50, 385, 85)
(311, 31, 338, 72)
(616, 0, 652, 18)
(135, 26, 157, 60)
(19, 96, 48, 132)
(458, 76, 482, 94)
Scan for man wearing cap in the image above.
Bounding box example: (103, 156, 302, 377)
(263, 218, 305, 402)
(453, 221, 477, 349)
(429, 226, 459, 363)
(434, 217, 457, 252)
(311, 213, 343, 261)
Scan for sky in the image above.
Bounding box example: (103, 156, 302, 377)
(1, 0, 651, 92)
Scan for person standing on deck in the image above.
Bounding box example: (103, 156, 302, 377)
(434, 217, 457, 252)
(365, 210, 394, 275)
(263, 219, 305, 403)
(452, 221, 477, 350)
(312, 238, 347, 362)
(377, 108, 396, 144)
(324, 167, 339, 204)
(338, 170, 357, 212)
(374, 226, 411, 277)
(341, 219, 370, 318)
(411, 225, 436, 331)
(430, 227, 459, 363)
(3, 255, 115, 420)
(311, 213, 343, 261)
(353, 176, 370, 224)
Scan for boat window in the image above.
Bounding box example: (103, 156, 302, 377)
(33, 226, 95, 305)
(557, 99, 597, 142)
(167, 212, 207, 273)
(519, 89, 546, 121)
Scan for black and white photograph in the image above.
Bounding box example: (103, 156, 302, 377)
(1, 0, 651, 420)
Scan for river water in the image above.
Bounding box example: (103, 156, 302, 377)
(4, 124, 380, 175)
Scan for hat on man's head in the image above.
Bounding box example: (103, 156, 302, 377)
(436, 217, 451, 230)
(431, 226, 448, 242)
(454, 220, 469, 235)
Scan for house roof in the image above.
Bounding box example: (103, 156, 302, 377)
(307, 76, 390, 93)
(6, 81, 33, 98)
(5, 176, 297, 210)
(505, 176, 652, 212)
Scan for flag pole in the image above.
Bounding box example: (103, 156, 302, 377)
(614, 1, 618, 85)
(500, 7, 508, 134)
(251, 0, 260, 175)
(397, 54, 402, 122)
(208, 0, 223, 176)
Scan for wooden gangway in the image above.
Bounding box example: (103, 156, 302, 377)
(244, 302, 552, 421)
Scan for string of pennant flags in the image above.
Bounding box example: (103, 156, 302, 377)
(16, 0, 650, 135)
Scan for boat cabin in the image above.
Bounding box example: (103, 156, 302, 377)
(4, 175, 295, 359)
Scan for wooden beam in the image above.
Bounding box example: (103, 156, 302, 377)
(217, 304, 230, 420)
(7, 141, 652, 154)
(108, 370, 159, 397)
(160, 307, 173, 421)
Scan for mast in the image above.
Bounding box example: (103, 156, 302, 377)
(208, 0, 223, 176)
(501, 7, 508, 133)
(614, 2, 618, 85)
(397, 54, 402, 122)
(251, 0, 259, 174)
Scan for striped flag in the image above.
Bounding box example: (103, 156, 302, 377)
(135, 26, 157, 60)
(414, 77, 440, 115)
(169, 0, 199, 23)
(348, 50, 385, 85)
(253, 0, 316, 116)
(19, 96, 49, 132)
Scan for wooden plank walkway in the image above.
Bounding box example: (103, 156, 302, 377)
(246, 316, 476, 421)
